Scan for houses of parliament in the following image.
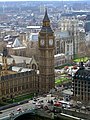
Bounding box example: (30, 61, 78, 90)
(0, 10, 55, 101)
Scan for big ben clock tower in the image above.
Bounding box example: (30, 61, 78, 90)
(38, 9, 55, 94)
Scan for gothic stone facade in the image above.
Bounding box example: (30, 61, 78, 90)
(38, 9, 55, 94)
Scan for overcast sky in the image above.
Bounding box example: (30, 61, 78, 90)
(0, 0, 85, 2)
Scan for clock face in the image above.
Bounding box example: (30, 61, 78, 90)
(49, 39, 53, 46)
(40, 39, 45, 46)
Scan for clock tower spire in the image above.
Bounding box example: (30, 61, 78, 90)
(38, 9, 55, 94)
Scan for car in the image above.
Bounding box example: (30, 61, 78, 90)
(54, 102, 61, 107)
(81, 106, 86, 110)
(17, 107, 22, 111)
(33, 99, 37, 102)
(35, 103, 41, 109)
(0, 111, 2, 114)
(62, 104, 66, 108)
(77, 101, 82, 104)
(66, 105, 71, 109)
(28, 100, 31, 103)
(32, 101, 36, 104)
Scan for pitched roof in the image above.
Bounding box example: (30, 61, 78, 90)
(40, 8, 54, 34)
(0, 55, 32, 65)
(11, 55, 32, 64)
(11, 66, 32, 72)
(43, 9, 50, 22)
(12, 38, 22, 48)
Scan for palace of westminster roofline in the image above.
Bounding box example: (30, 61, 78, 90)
(0, 47, 35, 80)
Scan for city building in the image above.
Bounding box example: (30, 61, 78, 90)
(56, 15, 87, 61)
(0, 47, 38, 101)
(0, 10, 55, 101)
(57, 17, 80, 60)
(54, 53, 66, 67)
(38, 9, 55, 94)
(84, 15, 90, 32)
(0, 55, 38, 69)
(55, 29, 73, 61)
(6, 37, 27, 56)
(26, 32, 39, 59)
(73, 62, 90, 104)
(26, 26, 41, 33)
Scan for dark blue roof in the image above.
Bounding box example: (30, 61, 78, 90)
(73, 68, 90, 81)
(40, 26, 53, 33)
(40, 9, 53, 34)
(43, 9, 50, 22)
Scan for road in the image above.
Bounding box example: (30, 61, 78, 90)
(0, 96, 55, 120)
(0, 92, 89, 120)
(0, 101, 36, 119)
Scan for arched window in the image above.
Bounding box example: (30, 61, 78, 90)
(32, 64, 37, 70)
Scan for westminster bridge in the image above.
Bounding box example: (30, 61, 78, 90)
(0, 109, 54, 120)
(1, 107, 90, 120)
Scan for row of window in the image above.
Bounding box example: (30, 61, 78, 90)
(74, 84, 90, 87)
(75, 95, 90, 101)
(74, 81, 90, 84)
(1, 83, 38, 95)
(1, 77, 34, 88)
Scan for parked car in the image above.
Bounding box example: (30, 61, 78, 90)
(66, 105, 71, 109)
